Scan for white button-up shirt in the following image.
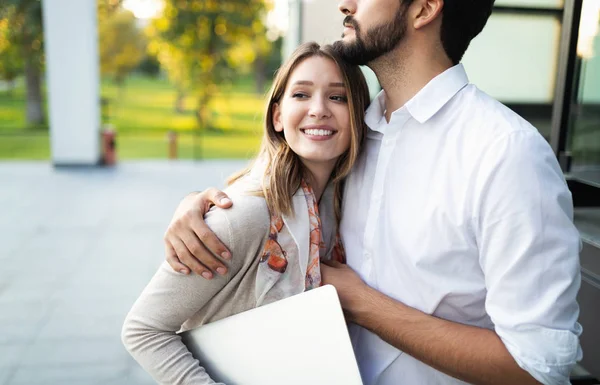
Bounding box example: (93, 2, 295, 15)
(340, 64, 582, 385)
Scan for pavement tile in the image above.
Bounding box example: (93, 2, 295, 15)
(105, 363, 156, 385)
(0, 342, 29, 385)
(0, 161, 246, 385)
(35, 303, 126, 340)
(7, 363, 129, 385)
(0, 322, 39, 345)
(19, 336, 129, 367)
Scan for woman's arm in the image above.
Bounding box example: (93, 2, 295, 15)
(122, 260, 230, 385)
(122, 194, 269, 385)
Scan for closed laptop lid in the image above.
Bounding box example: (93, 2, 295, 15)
(181, 284, 363, 385)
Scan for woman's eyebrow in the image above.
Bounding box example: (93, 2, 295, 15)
(292, 80, 345, 87)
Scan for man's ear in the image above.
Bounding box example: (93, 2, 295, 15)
(412, 0, 443, 30)
(273, 103, 284, 132)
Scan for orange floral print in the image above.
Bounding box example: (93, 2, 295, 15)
(260, 180, 346, 290)
(260, 215, 288, 273)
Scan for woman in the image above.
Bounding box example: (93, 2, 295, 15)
(122, 42, 370, 384)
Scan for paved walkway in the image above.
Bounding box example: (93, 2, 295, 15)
(0, 160, 247, 385)
(1, 161, 597, 384)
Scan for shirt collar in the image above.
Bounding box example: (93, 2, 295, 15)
(365, 63, 469, 128)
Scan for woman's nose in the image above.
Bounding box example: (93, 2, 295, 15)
(308, 97, 332, 119)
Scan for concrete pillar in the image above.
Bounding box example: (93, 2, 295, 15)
(42, 0, 101, 166)
(283, 0, 303, 59)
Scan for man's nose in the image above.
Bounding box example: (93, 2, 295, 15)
(338, 0, 356, 16)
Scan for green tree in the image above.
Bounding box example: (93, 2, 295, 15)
(146, 32, 190, 113)
(0, 0, 44, 125)
(148, 0, 270, 129)
(0, 13, 23, 94)
(99, 9, 146, 89)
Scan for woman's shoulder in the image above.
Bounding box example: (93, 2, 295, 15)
(204, 180, 270, 260)
(215, 189, 270, 232)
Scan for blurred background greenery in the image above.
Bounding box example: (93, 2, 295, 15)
(0, 0, 284, 159)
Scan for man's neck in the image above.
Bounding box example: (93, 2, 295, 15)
(369, 43, 453, 122)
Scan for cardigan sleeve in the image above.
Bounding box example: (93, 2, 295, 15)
(121, 191, 269, 385)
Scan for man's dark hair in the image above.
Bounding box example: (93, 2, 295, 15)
(439, 0, 496, 64)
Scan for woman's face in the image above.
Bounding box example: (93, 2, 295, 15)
(273, 56, 352, 173)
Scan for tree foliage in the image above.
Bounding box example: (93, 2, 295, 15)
(147, 0, 272, 128)
(0, 0, 44, 70)
(0, 11, 23, 83)
(99, 9, 146, 85)
(0, 0, 44, 124)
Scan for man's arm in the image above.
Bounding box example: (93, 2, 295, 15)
(164, 188, 233, 278)
(321, 261, 541, 385)
(323, 130, 581, 385)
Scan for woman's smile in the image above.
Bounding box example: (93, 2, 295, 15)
(300, 125, 338, 140)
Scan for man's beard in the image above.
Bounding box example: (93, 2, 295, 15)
(333, 6, 409, 66)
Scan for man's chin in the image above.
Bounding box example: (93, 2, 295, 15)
(332, 40, 366, 65)
(337, 34, 355, 45)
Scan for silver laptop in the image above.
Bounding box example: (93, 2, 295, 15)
(181, 284, 364, 385)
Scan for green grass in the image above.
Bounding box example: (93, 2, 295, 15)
(100, 76, 266, 135)
(0, 75, 268, 159)
(0, 134, 51, 160)
(0, 133, 262, 160)
(116, 132, 261, 159)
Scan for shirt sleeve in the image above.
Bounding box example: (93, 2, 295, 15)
(474, 130, 583, 385)
(121, 201, 250, 385)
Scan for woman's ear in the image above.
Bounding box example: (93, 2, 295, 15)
(272, 103, 284, 132)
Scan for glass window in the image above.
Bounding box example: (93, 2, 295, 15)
(495, 0, 563, 9)
(568, 0, 600, 179)
(462, 12, 562, 139)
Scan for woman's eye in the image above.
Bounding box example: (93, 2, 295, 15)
(331, 95, 348, 102)
(292, 92, 308, 99)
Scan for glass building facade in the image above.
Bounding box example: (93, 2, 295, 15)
(565, 1, 600, 381)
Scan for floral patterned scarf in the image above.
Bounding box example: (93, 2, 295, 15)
(259, 180, 346, 296)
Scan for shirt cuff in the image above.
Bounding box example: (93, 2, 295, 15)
(496, 324, 583, 385)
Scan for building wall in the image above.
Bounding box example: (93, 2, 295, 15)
(580, 17, 600, 103)
(301, 0, 344, 45)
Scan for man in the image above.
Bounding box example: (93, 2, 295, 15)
(163, 0, 582, 384)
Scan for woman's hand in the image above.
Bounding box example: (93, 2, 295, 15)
(164, 188, 233, 279)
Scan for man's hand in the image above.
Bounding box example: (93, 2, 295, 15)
(320, 260, 373, 323)
(322, 262, 541, 385)
(164, 188, 233, 279)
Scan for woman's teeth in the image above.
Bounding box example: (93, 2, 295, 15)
(304, 129, 334, 136)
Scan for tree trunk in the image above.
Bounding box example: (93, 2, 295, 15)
(115, 76, 126, 101)
(6, 79, 16, 96)
(175, 89, 186, 114)
(195, 17, 217, 131)
(254, 57, 266, 94)
(24, 61, 44, 125)
(196, 90, 212, 131)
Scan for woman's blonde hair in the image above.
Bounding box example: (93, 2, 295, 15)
(229, 42, 370, 221)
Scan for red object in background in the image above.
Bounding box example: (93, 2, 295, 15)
(102, 127, 117, 165)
